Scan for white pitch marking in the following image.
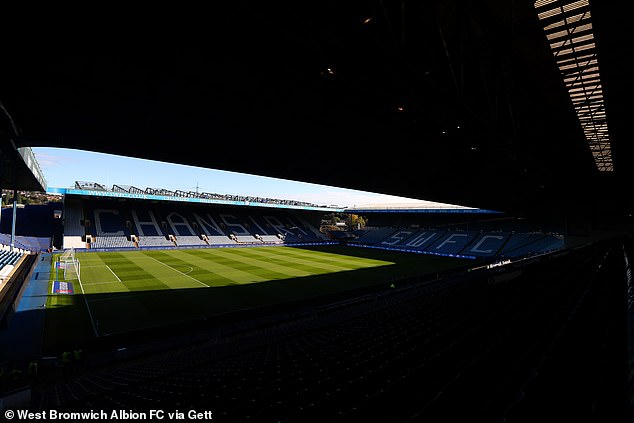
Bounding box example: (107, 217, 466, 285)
(74, 264, 99, 337)
(105, 264, 122, 282)
(145, 255, 208, 287)
(83, 281, 124, 286)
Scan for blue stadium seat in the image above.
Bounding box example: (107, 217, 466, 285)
(460, 232, 510, 257)
(425, 231, 479, 255)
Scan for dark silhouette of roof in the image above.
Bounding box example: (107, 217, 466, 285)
(1, 1, 631, 223)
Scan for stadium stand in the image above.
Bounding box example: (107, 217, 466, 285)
(62, 199, 86, 249)
(427, 230, 480, 255)
(348, 225, 562, 260)
(57, 196, 329, 251)
(354, 227, 399, 244)
(461, 232, 511, 257)
(85, 205, 135, 249)
(500, 234, 564, 258)
(0, 203, 59, 252)
(134, 236, 175, 248)
(90, 236, 134, 249)
(326, 230, 352, 241)
(259, 234, 284, 244)
(26, 239, 627, 422)
(131, 209, 165, 237)
(0, 249, 23, 271)
(386, 229, 446, 251)
(173, 235, 206, 247)
(377, 228, 419, 246)
(0, 234, 49, 253)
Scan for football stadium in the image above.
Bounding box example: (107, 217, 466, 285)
(1, 1, 633, 421)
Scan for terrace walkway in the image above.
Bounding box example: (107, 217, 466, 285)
(0, 254, 51, 365)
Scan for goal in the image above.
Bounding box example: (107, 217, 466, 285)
(58, 248, 81, 280)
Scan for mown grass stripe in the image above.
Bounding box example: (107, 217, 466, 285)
(226, 247, 374, 272)
(181, 248, 311, 280)
(119, 252, 204, 290)
(181, 248, 336, 281)
(44, 246, 472, 350)
(224, 247, 378, 273)
(272, 246, 393, 266)
(146, 250, 251, 286)
(78, 253, 129, 294)
(142, 253, 208, 287)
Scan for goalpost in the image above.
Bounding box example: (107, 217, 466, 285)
(58, 248, 81, 281)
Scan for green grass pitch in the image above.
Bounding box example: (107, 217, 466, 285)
(43, 245, 472, 352)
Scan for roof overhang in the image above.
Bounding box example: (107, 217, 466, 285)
(49, 186, 344, 213)
(1, 1, 631, 220)
(0, 142, 47, 192)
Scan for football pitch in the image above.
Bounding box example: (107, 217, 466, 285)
(44, 245, 472, 351)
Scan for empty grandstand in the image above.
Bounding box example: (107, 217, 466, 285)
(0, 179, 622, 406)
(342, 205, 565, 260)
(57, 185, 329, 251)
(349, 227, 563, 259)
(0, 181, 625, 423)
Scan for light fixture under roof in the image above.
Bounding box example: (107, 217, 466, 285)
(535, 0, 613, 172)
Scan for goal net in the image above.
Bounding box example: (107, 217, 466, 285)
(59, 248, 81, 281)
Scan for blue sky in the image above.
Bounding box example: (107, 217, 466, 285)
(32, 147, 467, 209)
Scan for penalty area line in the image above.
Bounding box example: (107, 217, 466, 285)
(105, 264, 122, 282)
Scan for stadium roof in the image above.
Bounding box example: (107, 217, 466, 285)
(0, 144, 47, 192)
(535, 0, 612, 171)
(1, 1, 631, 223)
(346, 201, 501, 214)
(48, 181, 342, 212)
